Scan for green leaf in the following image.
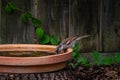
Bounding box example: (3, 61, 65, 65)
(20, 13, 28, 24)
(72, 53, 89, 67)
(50, 35, 58, 45)
(8, 2, 17, 10)
(32, 18, 41, 27)
(39, 34, 50, 44)
(72, 52, 81, 59)
(26, 12, 32, 18)
(113, 53, 120, 63)
(72, 52, 77, 58)
(21, 12, 33, 24)
(73, 43, 79, 52)
(91, 51, 101, 66)
(78, 57, 88, 65)
(92, 51, 100, 61)
(93, 56, 112, 66)
(100, 56, 112, 65)
(5, 4, 13, 14)
(36, 27, 44, 39)
(68, 63, 77, 69)
(4, 2, 17, 14)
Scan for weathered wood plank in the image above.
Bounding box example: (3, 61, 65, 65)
(0, 0, 2, 43)
(35, 0, 100, 52)
(102, 0, 120, 51)
(69, 0, 100, 52)
(1, 0, 34, 44)
(36, 0, 69, 40)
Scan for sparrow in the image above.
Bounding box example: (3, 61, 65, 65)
(54, 35, 90, 54)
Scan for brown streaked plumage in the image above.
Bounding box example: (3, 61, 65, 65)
(55, 35, 90, 54)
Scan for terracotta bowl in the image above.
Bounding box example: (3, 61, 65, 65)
(0, 44, 72, 73)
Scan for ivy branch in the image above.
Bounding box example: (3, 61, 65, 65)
(4, 1, 59, 45)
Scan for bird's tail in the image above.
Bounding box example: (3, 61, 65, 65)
(76, 35, 90, 40)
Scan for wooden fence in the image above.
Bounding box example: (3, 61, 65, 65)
(0, 0, 120, 52)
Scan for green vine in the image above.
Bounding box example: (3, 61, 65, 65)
(4, 1, 59, 45)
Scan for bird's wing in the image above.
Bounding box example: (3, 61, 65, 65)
(60, 35, 79, 45)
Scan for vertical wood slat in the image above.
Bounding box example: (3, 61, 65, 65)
(1, 0, 34, 44)
(99, 0, 103, 51)
(32, 0, 39, 18)
(102, 0, 120, 51)
(0, 0, 2, 43)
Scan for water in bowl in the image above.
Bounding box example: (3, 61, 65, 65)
(0, 51, 55, 57)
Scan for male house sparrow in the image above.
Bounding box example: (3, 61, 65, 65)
(55, 35, 90, 54)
